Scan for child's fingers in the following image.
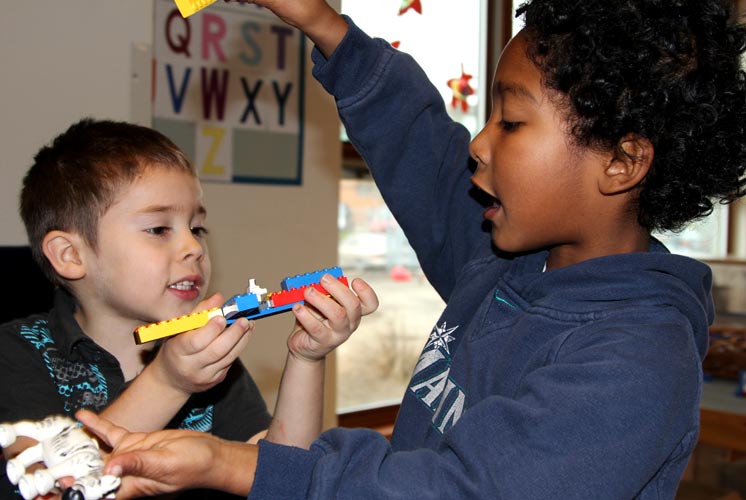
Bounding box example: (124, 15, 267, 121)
(187, 317, 252, 364)
(350, 278, 379, 316)
(174, 315, 227, 353)
(56, 475, 76, 490)
(192, 292, 224, 313)
(203, 319, 254, 368)
(298, 274, 378, 334)
(168, 293, 227, 352)
(292, 299, 326, 331)
(304, 284, 352, 330)
(322, 274, 365, 317)
(288, 274, 380, 359)
(293, 297, 348, 349)
(75, 410, 127, 450)
(319, 274, 379, 318)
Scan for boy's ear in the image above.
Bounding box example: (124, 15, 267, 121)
(42, 230, 87, 281)
(599, 134, 654, 195)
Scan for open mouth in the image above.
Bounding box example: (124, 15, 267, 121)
(471, 184, 501, 208)
(168, 280, 196, 291)
(167, 278, 202, 302)
(473, 188, 502, 223)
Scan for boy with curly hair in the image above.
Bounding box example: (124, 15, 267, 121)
(78, 0, 746, 498)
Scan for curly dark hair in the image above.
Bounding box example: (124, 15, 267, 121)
(516, 0, 746, 231)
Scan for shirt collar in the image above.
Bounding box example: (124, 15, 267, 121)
(49, 287, 94, 359)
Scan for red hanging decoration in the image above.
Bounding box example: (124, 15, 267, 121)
(398, 0, 422, 15)
(447, 65, 475, 112)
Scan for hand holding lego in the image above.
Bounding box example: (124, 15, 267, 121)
(224, 0, 347, 57)
(288, 275, 378, 363)
(225, 0, 328, 25)
(134, 267, 353, 344)
(150, 292, 253, 396)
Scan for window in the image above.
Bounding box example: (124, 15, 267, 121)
(338, 177, 445, 410)
(340, 0, 488, 138)
(336, 0, 489, 412)
(655, 206, 730, 260)
(511, 2, 523, 37)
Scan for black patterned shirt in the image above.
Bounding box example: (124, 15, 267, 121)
(0, 288, 271, 499)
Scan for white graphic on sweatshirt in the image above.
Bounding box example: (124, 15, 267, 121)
(410, 321, 465, 433)
(425, 322, 458, 354)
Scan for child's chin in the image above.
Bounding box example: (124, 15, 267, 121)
(491, 235, 526, 255)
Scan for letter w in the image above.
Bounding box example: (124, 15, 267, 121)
(200, 68, 229, 121)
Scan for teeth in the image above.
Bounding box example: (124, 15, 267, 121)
(169, 281, 195, 290)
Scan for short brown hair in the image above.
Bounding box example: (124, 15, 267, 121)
(20, 118, 195, 287)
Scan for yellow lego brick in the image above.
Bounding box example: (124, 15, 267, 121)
(173, 0, 218, 18)
(134, 308, 220, 344)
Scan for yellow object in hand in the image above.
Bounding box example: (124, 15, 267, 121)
(173, 0, 218, 18)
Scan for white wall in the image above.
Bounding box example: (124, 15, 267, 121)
(0, 0, 342, 428)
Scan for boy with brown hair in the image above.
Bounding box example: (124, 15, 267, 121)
(2, 117, 377, 498)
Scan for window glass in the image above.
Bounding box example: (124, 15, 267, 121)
(338, 178, 444, 410)
(340, 0, 487, 138)
(655, 205, 729, 260)
(511, 3, 524, 37)
(336, 1, 486, 412)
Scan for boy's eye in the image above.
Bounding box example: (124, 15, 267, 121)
(500, 120, 521, 132)
(146, 227, 170, 236)
(191, 226, 209, 237)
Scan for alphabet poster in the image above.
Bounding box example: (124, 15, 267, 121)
(153, 0, 305, 184)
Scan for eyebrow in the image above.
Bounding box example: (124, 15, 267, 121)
(137, 204, 207, 217)
(493, 80, 539, 104)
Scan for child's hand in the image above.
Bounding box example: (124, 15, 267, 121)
(224, 0, 348, 57)
(265, 276, 378, 448)
(287, 275, 378, 364)
(225, 0, 330, 29)
(150, 293, 253, 396)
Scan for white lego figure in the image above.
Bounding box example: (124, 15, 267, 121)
(0, 415, 120, 500)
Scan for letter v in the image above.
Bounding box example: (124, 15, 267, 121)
(166, 64, 192, 114)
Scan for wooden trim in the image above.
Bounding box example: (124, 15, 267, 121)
(703, 258, 746, 266)
(500, 0, 514, 48)
(342, 140, 362, 161)
(337, 404, 400, 439)
(699, 408, 746, 453)
(727, 204, 736, 256)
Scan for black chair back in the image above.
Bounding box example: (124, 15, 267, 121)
(2, 246, 55, 324)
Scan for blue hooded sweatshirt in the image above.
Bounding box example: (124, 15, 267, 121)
(250, 18, 713, 500)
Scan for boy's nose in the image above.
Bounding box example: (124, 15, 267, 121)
(469, 128, 490, 168)
(469, 135, 491, 184)
(181, 232, 206, 261)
